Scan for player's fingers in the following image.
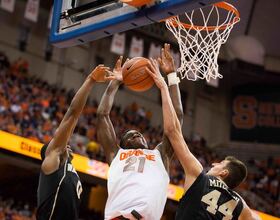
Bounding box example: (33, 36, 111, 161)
(118, 56, 123, 66)
(99, 67, 110, 72)
(124, 58, 130, 64)
(100, 66, 110, 70)
(147, 61, 156, 74)
(104, 76, 116, 80)
(164, 44, 172, 58)
(151, 58, 159, 69)
(157, 57, 163, 66)
(148, 59, 156, 72)
(149, 59, 160, 76)
(115, 56, 123, 68)
(154, 58, 159, 65)
(145, 67, 155, 78)
(105, 70, 115, 77)
(122, 58, 129, 67)
(165, 43, 170, 51)
(98, 68, 110, 74)
(161, 48, 166, 60)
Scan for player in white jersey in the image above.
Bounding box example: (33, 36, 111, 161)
(97, 44, 183, 220)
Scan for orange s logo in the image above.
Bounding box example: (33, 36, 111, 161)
(232, 96, 257, 129)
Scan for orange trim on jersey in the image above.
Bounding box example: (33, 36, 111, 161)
(120, 149, 155, 161)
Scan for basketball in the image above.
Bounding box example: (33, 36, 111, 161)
(122, 57, 154, 92)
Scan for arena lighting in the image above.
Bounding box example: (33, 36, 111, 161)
(0, 130, 279, 220)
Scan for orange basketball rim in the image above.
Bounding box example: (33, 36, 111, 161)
(165, 1, 240, 31)
(164, 1, 240, 82)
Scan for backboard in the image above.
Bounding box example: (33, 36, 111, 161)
(50, 0, 220, 48)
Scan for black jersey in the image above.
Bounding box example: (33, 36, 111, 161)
(37, 147, 82, 220)
(176, 172, 243, 220)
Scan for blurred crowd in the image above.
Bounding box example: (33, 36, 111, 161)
(0, 196, 104, 220)
(239, 157, 280, 216)
(0, 53, 279, 216)
(0, 197, 35, 220)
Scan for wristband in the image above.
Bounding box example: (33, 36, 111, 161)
(167, 72, 180, 86)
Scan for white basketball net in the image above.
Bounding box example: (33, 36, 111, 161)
(165, 3, 240, 82)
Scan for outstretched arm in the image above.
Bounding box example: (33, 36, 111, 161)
(158, 44, 183, 127)
(147, 60, 203, 192)
(97, 57, 123, 164)
(42, 65, 109, 174)
(156, 43, 184, 171)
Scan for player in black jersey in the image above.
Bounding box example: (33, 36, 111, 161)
(147, 61, 260, 220)
(37, 64, 110, 220)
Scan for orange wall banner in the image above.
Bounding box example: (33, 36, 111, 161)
(0, 130, 279, 219)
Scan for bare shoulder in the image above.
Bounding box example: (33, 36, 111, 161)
(107, 146, 120, 164)
(40, 143, 64, 175)
(239, 200, 261, 220)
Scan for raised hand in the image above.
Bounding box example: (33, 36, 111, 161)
(90, 64, 110, 82)
(146, 58, 167, 90)
(104, 56, 127, 82)
(158, 43, 176, 75)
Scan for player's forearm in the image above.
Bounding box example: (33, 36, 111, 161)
(97, 80, 121, 116)
(67, 77, 95, 118)
(48, 77, 95, 153)
(161, 85, 181, 134)
(160, 84, 183, 158)
(96, 80, 120, 159)
(161, 85, 189, 167)
(161, 73, 203, 176)
(169, 84, 184, 126)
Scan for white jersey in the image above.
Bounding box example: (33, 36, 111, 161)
(105, 148, 169, 220)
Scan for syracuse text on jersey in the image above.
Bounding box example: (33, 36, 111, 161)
(119, 149, 156, 161)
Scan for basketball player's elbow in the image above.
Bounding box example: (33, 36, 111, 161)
(68, 98, 83, 118)
(64, 106, 80, 121)
(164, 121, 179, 137)
(97, 108, 109, 118)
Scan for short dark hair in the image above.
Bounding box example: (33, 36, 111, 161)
(223, 156, 247, 189)
(119, 129, 131, 148)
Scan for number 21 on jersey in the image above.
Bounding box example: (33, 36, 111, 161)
(201, 190, 238, 220)
(123, 156, 146, 173)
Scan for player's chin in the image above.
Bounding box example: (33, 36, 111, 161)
(206, 169, 215, 176)
(136, 138, 148, 149)
(136, 142, 148, 149)
(130, 142, 147, 150)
